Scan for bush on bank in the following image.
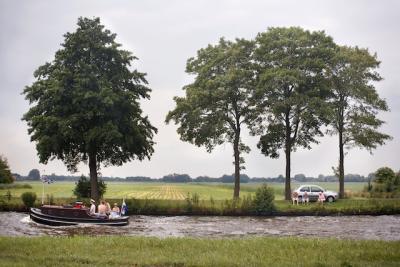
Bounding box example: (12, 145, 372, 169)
(21, 192, 37, 208)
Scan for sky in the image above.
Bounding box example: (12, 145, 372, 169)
(0, 0, 399, 179)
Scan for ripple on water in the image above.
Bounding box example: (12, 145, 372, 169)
(0, 212, 399, 240)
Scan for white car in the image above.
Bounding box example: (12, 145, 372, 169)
(294, 185, 338, 203)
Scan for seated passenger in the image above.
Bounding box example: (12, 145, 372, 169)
(98, 200, 107, 217)
(110, 203, 121, 218)
(89, 199, 96, 215)
(105, 201, 111, 216)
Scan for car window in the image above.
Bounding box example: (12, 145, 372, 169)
(300, 186, 310, 192)
(311, 186, 323, 192)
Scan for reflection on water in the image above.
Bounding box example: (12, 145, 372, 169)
(0, 212, 399, 240)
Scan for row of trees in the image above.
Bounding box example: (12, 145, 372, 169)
(22, 18, 391, 201)
(166, 27, 391, 200)
(13, 171, 373, 183)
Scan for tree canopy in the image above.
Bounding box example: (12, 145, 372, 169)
(166, 38, 255, 198)
(22, 17, 157, 201)
(0, 155, 13, 184)
(373, 167, 399, 193)
(327, 46, 391, 198)
(28, 169, 41, 180)
(251, 27, 336, 200)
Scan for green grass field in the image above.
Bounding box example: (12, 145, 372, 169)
(0, 181, 367, 200)
(0, 236, 399, 267)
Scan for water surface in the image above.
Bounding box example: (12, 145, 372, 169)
(1, 212, 399, 240)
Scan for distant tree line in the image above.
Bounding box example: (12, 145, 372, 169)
(13, 170, 374, 183)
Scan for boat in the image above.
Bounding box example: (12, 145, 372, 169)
(30, 205, 129, 226)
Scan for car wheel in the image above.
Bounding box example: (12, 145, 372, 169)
(326, 196, 334, 203)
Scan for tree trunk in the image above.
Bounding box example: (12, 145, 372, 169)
(339, 130, 345, 199)
(89, 152, 99, 202)
(284, 111, 292, 201)
(233, 133, 240, 199)
(284, 143, 291, 200)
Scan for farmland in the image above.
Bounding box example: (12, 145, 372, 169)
(1, 181, 366, 200)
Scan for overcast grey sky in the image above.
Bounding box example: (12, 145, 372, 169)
(0, 0, 399, 178)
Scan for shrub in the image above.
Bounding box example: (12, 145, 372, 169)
(373, 167, 399, 193)
(184, 193, 200, 212)
(5, 190, 11, 201)
(46, 194, 55, 205)
(0, 155, 13, 184)
(253, 184, 275, 215)
(73, 175, 106, 198)
(21, 192, 37, 207)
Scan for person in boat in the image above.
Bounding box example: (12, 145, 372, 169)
(98, 200, 108, 218)
(89, 199, 96, 215)
(109, 203, 121, 218)
(105, 200, 111, 216)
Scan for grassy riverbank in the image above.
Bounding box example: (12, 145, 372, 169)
(1, 197, 400, 216)
(0, 236, 399, 267)
(1, 181, 399, 216)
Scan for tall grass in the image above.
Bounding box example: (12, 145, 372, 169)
(0, 236, 399, 267)
(1, 195, 400, 215)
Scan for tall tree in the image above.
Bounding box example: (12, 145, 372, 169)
(327, 46, 391, 198)
(0, 155, 14, 184)
(28, 169, 40, 180)
(166, 38, 255, 199)
(252, 27, 336, 200)
(23, 17, 157, 201)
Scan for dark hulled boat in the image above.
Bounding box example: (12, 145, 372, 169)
(30, 205, 129, 226)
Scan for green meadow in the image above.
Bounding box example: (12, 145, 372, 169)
(0, 236, 399, 267)
(0, 181, 367, 200)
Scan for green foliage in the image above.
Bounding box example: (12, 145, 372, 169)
(253, 184, 275, 215)
(22, 17, 156, 200)
(5, 190, 11, 201)
(252, 27, 336, 199)
(0, 155, 13, 184)
(166, 38, 256, 198)
(21, 192, 37, 207)
(73, 175, 106, 198)
(327, 46, 391, 198)
(46, 194, 55, 205)
(327, 46, 391, 150)
(373, 167, 398, 192)
(28, 169, 40, 180)
(184, 192, 200, 212)
(253, 27, 335, 156)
